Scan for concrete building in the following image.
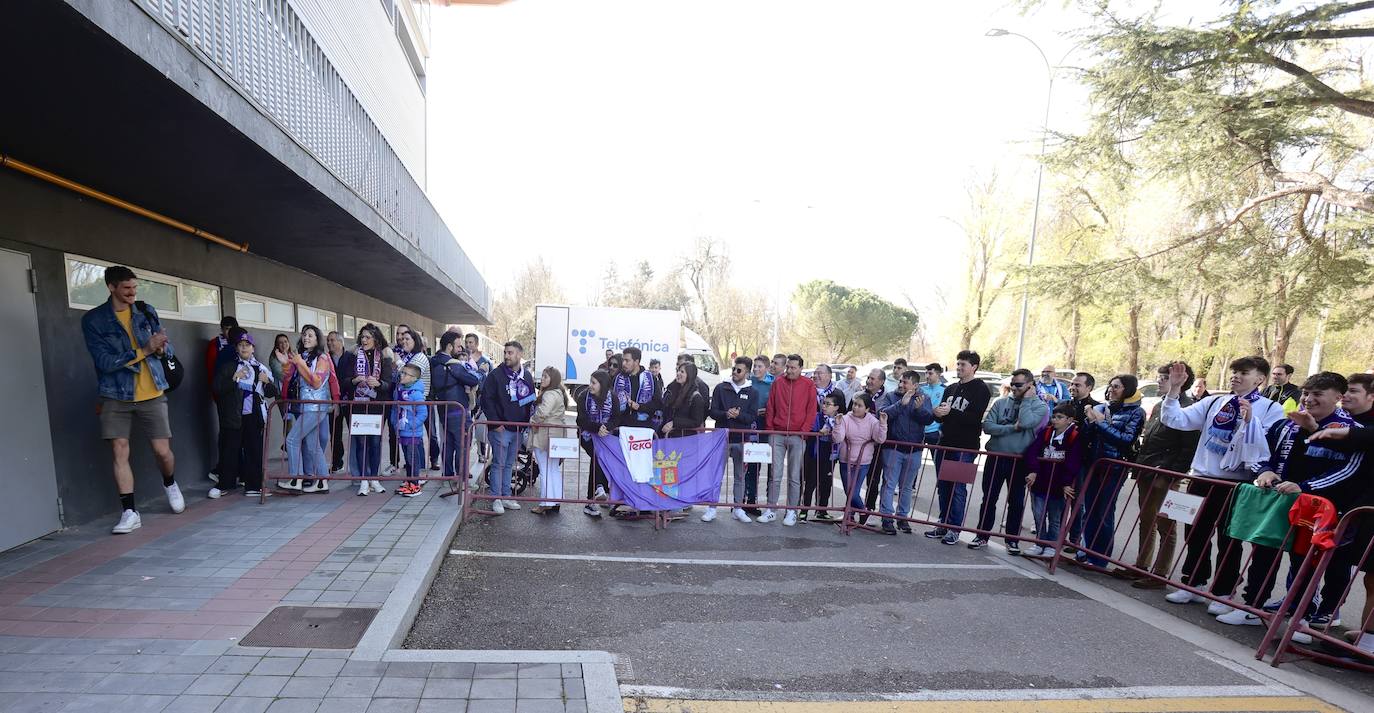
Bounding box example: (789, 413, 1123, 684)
(0, 0, 491, 548)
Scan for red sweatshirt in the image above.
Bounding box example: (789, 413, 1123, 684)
(766, 375, 818, 433)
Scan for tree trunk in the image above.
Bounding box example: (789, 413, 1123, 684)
(1199, 294, 1224, 381)
(1127, 303, 1142, 376)
(1307, 306, 1330, 374)
(1274, 312, 1300, 367)
(1065, 305, 1080, 369)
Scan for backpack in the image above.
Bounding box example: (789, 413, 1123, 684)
(135, 301, 183, 392)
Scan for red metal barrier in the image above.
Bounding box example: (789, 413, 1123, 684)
(262, 399, 469, 504)
(1259, 505, 1374, 671)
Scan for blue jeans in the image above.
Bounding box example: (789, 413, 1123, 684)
(880, 448, 921, 523)
(287, 410, 328, 477)
(351, 434, 382, 477)
(1081, 465, 1126, 567)
(440, 423, 469, 479)
(936, 449, 973, 529)
(1031, 492, 1066, 543)
(488, 427, 522, 497)
(839, 463, 870, 510)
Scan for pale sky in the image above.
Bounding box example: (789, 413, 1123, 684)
(425, 0, 1094, 335)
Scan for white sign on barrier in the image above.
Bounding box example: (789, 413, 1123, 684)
(549, 437, 579, 459)
(743, 443, 772, 464)
(350, 413, 382, 436)
(1159, 490, 1205, 525)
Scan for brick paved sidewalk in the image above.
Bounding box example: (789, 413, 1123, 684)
(0, 483, 608, 712)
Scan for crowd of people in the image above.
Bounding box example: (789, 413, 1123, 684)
(82, 264, 1374, 655)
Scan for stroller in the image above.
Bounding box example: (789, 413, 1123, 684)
(512, 445, 540, 495)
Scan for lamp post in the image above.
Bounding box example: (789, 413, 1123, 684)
(986, 28, 1052, 371)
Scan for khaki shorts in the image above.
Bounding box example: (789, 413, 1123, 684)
(99, 395, 172, 440)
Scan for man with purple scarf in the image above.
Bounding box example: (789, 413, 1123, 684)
(478, 341, 536, 513)
(615, 347, 664, 433)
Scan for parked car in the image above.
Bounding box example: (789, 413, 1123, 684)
(1091, 379, 1163, 415)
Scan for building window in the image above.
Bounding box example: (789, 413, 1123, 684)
(236, 291, 295, 331)
(297, 305, 338, 335)
(64, 255, 220, 324)
(340, 315, 357, 340)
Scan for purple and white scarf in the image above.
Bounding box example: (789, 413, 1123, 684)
(236, 357, 268, 418)
(1205, 390, 1263, 456)
(503, 364, 535, 407)
(353, 348, 382, 402)
(582, 390, 615, 440)
(614, 370, 655, 412)
(816, 381, 836, 407)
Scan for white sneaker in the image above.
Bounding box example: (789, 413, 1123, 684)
(1291, 630, 1313, 645)
(280, 479, 302, 491)
(208, 471, 219, 484)
(731, 508, 752, 523)
(701, 507, 717, 522)
(384, 465, 400, 475)
(111, 510, 141, 534)
(504, 499, 521, 510)
(1207, 600, 1235, 616)
(357, 482, 369, 496)
(1356, 633, 1374, 654)
(1165, 588, 1205, 605)
(491, 498, 505, 515)
(1216, 609, 1262, 626)
(582, 504, 601, 518)
(370, 480, 386, 493)
(208, 487, 226, 499)
(302, 480, 325, 493)
(593, 485, 609, 502)
(165, 483, 185, 514)
(782, 511, 797, 527)
(1023, 544, 1045, 557)
(756, 509, 777, 524)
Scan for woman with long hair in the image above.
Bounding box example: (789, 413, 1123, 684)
(661, 362, 707, 438)
(1079, 374, 1146, 569)
(387, 328, 429, 474)
(576, 369, 620, 518)
(529, 367, 570, 514)
(278, 325, 340, 493)
(346, 324, 392, 496)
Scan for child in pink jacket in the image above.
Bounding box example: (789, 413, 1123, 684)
(833, 392, 888, 513)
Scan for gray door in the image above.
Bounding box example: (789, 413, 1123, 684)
(0, 248, 61, 550)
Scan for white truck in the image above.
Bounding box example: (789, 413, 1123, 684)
(533, 304, 721, 389)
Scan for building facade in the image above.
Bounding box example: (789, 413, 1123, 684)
(0, 0, 490, 547)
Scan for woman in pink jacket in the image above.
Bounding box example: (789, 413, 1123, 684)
(833, 392, 888, 515)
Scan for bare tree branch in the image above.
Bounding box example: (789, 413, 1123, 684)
(1240, 47, 1374, 118)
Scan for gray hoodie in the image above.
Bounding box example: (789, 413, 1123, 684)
(983, 394, 1048, 454)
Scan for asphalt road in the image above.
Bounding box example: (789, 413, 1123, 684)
(407, 504, 1262, 694)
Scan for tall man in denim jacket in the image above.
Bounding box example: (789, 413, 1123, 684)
(81, 266, 184, 534)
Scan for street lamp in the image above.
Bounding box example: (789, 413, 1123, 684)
(986, 28, 1053, 371)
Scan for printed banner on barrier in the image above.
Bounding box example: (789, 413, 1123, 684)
(350, 413, 382, 436)
(743, 443, 772, 464)
(549, 438, 580, 459)
(594, 429, 728, 511)
(619, 427, 657, 483)
(1159, 490, 1205, 525)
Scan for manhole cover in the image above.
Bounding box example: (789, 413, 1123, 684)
(240, 606, 378, 649)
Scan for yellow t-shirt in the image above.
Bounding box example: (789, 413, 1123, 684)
(115, 306, 163, 402)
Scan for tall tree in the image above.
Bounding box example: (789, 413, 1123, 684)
(954, 172, 1023, 351)
(488, 258, 566, 347)
(791, 280, 919, 363)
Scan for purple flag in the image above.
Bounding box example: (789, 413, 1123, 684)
(593, 429, 728, 511)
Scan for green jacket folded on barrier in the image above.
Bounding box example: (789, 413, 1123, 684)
(1227, 482, 1298, 550)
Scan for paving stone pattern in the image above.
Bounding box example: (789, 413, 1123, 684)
(0, 483, 596, 712)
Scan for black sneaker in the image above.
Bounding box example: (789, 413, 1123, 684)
(745, 508, 763, 517)
(924, 527, 948, 539)
(813, 512, 836, 522)
(897, 521, 912, 534)
(968, 537, 988, 550)
(881, 521, 897, 535)
(1006, 541, 1021, 556)
(797, 511, 809, 522)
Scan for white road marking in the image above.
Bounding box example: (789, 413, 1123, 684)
(620, 683, 1294, 702)
(448, 549, 1018, 571)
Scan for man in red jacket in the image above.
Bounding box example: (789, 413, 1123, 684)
(766, 354, 817, 526)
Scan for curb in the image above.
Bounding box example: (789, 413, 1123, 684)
(351, 491, 463, 660)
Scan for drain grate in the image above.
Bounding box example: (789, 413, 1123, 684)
(240, 606, 379, 649)
(613, 654, 634, 681)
